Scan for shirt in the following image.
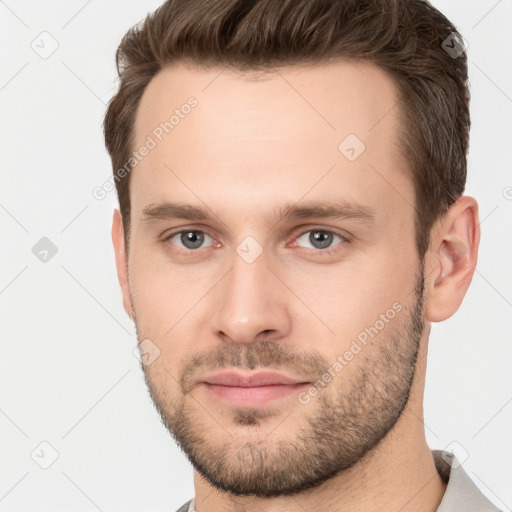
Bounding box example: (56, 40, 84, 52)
(174, 449, 502, 512)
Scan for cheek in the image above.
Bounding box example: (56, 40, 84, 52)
(281, 250, 415, 352)
(129, 246, 205, 327)
(129, 249, 216, 373)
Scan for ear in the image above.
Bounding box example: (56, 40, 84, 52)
(111, 209, 134, 320)
(424, 196, 480, 322)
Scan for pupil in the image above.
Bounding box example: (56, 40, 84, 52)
(310, 231, 332, 249)
(181, 231, 204, 249)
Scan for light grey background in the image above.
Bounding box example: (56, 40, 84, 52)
(1, 1, 511, 511)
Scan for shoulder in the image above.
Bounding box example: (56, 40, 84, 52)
(433, 450, 503, 512)
(174, 499, 193, 512)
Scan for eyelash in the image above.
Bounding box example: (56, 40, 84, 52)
(161, 227, 349, 257)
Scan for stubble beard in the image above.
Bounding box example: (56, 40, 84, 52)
(134, 272, 425, 497)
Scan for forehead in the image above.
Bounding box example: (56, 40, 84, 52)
(130, 59, 413, 227)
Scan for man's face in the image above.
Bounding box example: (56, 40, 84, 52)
(124, 60, 426, 496)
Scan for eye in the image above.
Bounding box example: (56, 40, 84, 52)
(166, 230, 214, 251)
(295, 229, 346, 251)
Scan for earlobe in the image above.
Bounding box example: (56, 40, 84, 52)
(424, 196, 480, 322)
(111, 209, 134, 320)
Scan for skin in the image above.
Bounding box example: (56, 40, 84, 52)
(112, 60, 480, 511)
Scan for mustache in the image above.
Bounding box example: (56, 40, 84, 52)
(179, 340, 330, 394)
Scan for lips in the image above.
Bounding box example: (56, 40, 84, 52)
(199, 370, 311, 407)
(202, 370, 309, 387)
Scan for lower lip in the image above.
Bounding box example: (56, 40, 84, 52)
(202, 382, 309, 407)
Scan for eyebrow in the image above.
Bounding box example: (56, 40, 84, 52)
(141, 199, 376, 226)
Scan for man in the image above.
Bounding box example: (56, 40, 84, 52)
(104, 0, 501, 510)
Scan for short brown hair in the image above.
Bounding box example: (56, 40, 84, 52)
(103, 0, 470, 260)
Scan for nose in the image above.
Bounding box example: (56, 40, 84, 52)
(211, 248, 291, 345)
